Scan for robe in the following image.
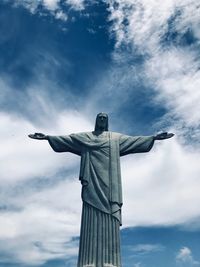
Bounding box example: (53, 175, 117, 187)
(47, 131, 154, 267)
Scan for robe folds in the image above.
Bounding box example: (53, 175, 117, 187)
(47, 131, 154, 267)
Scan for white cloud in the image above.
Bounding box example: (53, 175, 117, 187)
(144, 48, 200, 131)
(55, 10, 68, 21)
(65, 0, 85, 11)
(132, 243, 165, 254)
(43, 0, 59, 11)
(121, 137, 200, 228)
(176, 247, 200, 266)
(108, 0, 174, 50)
(0, 179, 81, 265)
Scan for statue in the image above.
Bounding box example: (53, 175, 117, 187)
(29, 112, 174, 267)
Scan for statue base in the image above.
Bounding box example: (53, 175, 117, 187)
(78, 203, 121, 267)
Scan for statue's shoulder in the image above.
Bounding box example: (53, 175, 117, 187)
(70, 132, 93, 141)
(70, 131, 90, 136)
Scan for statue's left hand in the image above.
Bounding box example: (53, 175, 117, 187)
(154, 132, 174, 140)
(28, 133, 47, 140)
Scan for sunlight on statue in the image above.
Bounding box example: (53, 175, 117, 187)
(29, 112, 174, 267)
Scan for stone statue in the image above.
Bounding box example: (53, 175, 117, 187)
(29, 112, 174, 267)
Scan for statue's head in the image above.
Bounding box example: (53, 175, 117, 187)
(94, 112, 109, 132)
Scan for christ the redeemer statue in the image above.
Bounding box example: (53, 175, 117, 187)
(29, 112, 174, 267)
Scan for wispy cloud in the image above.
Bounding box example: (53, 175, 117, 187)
(144, 46, 200, 139)
(66, 0, 85, 10)
(132, 243, 165, 254)
(108, 0, 200, 52)
(133, 263, 143, 267)
(107, 0, 200, 139)
(4, 0, 85, 20)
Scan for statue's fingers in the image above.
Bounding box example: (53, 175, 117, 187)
(28, 134, 36, 138)
(167, 133, 174, 138)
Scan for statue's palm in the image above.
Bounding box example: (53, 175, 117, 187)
(155, 132, 174, 140)
(28, 133, 47, 140)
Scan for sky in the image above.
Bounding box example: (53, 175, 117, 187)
(0, 0, 200, 266)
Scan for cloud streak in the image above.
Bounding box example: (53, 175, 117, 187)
(131, 243, 165, 254)
(7, 0, 85, 17)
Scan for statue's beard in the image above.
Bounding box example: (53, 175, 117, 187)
(96, 125, 106, 131)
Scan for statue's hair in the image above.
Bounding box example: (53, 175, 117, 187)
(94, 112, 109, 131)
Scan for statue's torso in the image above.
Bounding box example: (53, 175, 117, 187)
(80, 132, 111, 212)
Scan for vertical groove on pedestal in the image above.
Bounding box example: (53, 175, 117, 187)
(77, 202, 121, 267)
(88, 205, 93, 264)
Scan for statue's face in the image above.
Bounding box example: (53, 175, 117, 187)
(96, 113, 108, 131)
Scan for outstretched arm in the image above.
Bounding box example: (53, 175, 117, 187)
(119, 132, 174, 156)
(28, 132, 82, 155)
(28, 133, 48, 140)
(154, 132, 174, 141)
(120, 135, 155, 156)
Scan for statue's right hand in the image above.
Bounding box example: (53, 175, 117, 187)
(28, 133, 47, 140)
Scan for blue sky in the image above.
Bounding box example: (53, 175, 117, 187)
(0, 0, 200, 266)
